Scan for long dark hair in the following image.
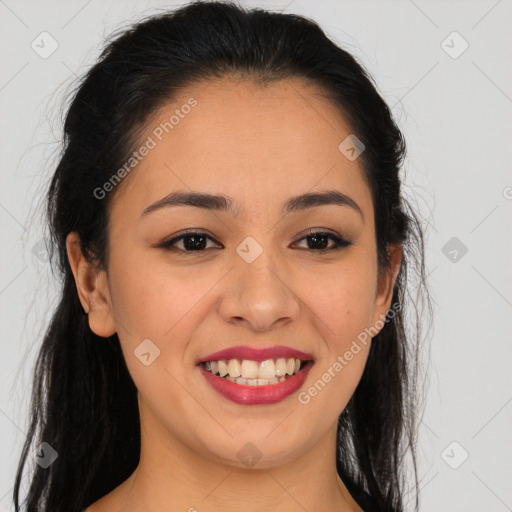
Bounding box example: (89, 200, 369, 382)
(13, 1, 432, 511)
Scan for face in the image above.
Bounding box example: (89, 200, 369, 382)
(68, 77, 401, 469)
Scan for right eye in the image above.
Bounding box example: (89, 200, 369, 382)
(157, 231, 223, 254)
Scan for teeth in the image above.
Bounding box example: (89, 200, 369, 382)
(202, 357, 307, 383)
(275, 358, 287, 376)
(241, 359, 259, 379)
(228, 359, 241, 378)
(218, 360, 229, 377)
(258, 359, 275, 379)
(286, 358, 295, 375)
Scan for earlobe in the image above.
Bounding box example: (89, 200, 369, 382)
(66, 232, 117, 338)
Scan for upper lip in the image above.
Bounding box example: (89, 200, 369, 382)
(196, 345, 315, 364)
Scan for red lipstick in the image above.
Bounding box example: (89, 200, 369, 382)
(198, 360, 314, 405)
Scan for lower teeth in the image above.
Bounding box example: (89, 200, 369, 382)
(223, 375, 291, 386)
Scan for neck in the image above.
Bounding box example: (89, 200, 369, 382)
(94, 400, 361, 512)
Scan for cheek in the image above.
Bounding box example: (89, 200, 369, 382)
(108, 254, 211, 339)
(107, 255, 220, 394)
(107, 261, 203, 417)
(293, 258, 376, 405)
(297, 260, 377, 344)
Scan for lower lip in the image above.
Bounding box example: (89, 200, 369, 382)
(198, 361, 314, 405)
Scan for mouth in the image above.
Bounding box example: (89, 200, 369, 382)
(197, 356, 315, 405)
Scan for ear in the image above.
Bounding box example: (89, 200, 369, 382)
(66, 232, 116, 338)
(370, 243, 402, 330)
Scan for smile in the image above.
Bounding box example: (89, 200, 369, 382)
(198, 358, 315, 405)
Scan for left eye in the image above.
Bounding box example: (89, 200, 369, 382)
(292, 230, 352, 251)
(157, 230, 352, 254)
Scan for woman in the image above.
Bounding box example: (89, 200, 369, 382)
(13, 1, 431, 511)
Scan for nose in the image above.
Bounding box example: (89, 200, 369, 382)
(217, 249, 301, 332)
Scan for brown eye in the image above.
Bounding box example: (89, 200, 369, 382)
(158, 231, 222, 253)
(292, 231, 352, 252)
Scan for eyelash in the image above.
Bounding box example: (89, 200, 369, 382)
(157, 229, 352, 255)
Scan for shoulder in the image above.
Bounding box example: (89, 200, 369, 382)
(83, 501, 107, 512)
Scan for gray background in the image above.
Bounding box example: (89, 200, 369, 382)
(1, 1, 511, 510)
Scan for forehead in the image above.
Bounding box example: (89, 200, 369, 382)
(109, 76, 372, 222)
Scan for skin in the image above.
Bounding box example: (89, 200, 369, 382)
(67, 76, 402, 512)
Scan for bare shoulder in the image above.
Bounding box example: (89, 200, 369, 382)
(83, 496, 113, 512)
(83, 504, 105, 512)
(82, 492, 115, 512)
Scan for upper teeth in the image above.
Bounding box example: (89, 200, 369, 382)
(204, 358, 303, 379)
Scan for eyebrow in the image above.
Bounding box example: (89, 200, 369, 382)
(140, 189, 364, 221)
